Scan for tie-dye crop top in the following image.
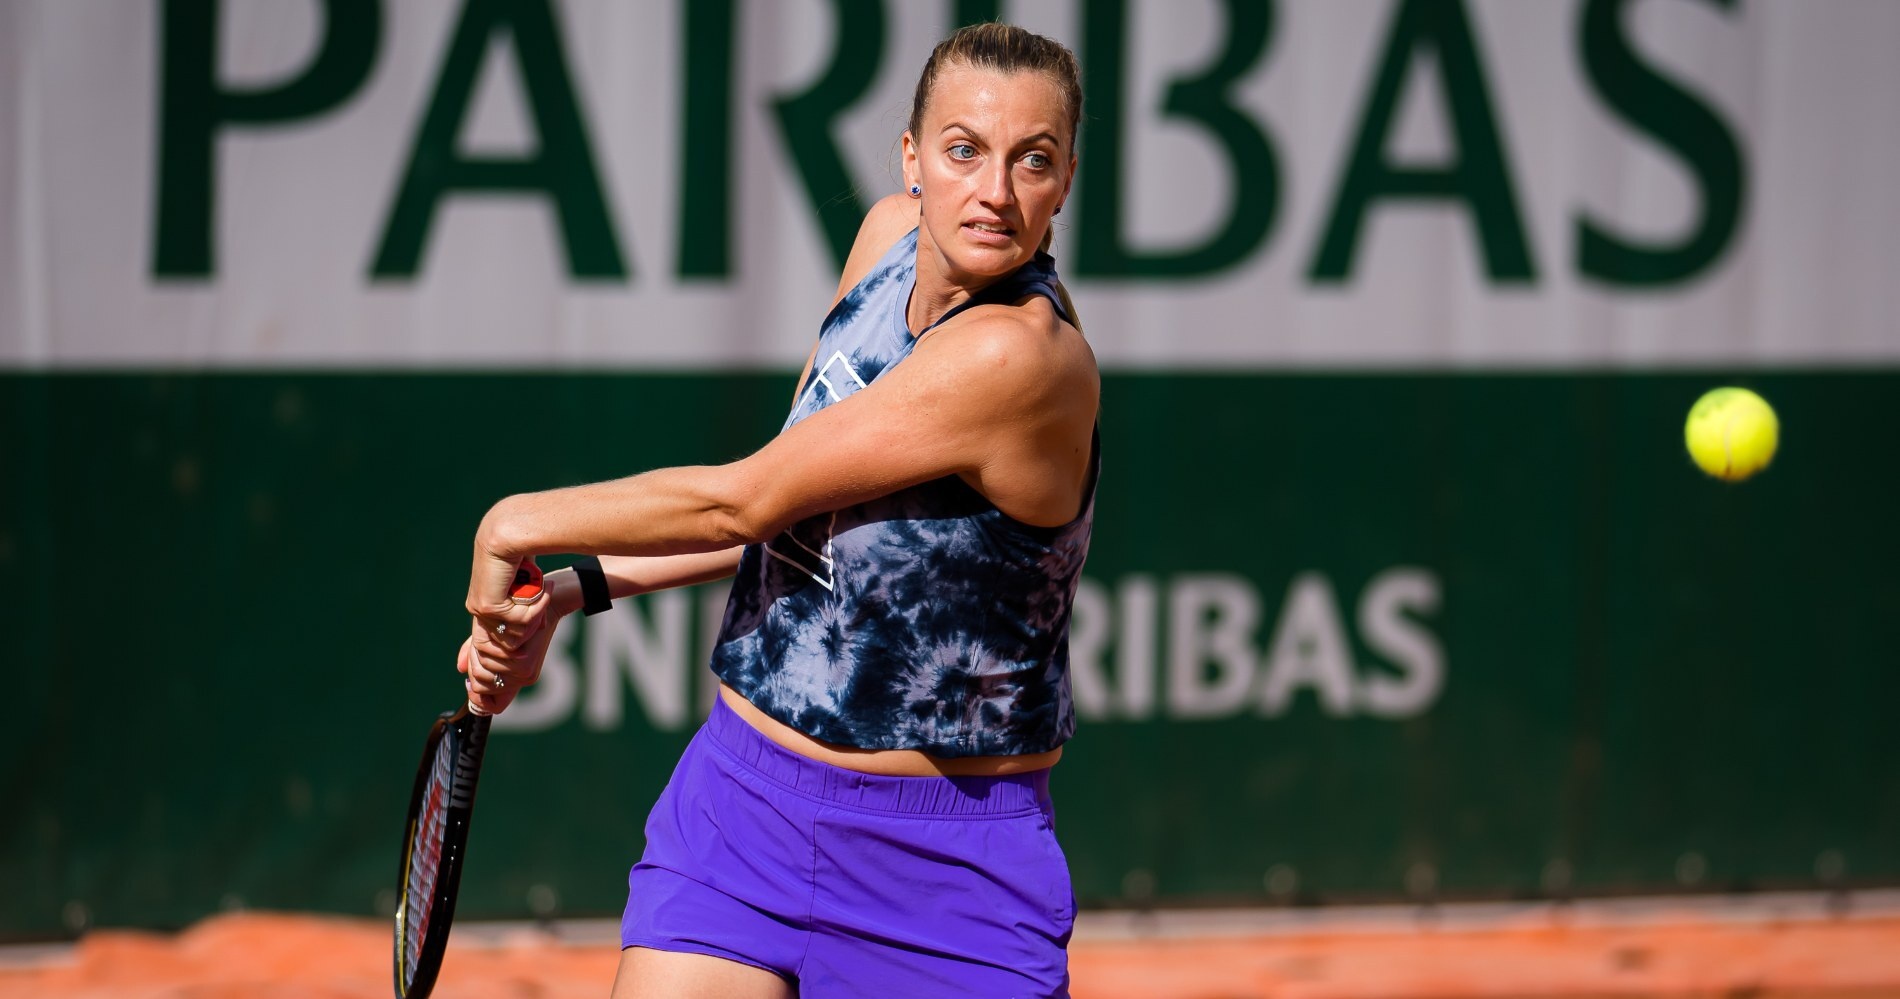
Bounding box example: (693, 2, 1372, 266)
(709, 228, 1096, 758)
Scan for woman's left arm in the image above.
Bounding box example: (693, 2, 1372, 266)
(463, 547, 745, 712)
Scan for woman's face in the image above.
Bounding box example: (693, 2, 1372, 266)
(904, 64, 1076, 285)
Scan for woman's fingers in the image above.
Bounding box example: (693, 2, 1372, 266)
(461, 574, 559, 715)
(465, 636, 543, 690)
(466, 550, 523, 616)
(464, 645, 523, 716)
(471, 591, 548, 653)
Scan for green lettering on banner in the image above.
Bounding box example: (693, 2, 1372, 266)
(1309, 0, 1534, 283)
(677, 0, 737, 278)
(1577, 0, 1746, 286)
(372, 0, 625, 279)
(1075, 0, 1280, 278)
(771, 0, 883, 271)
(153, 0, 379, 278)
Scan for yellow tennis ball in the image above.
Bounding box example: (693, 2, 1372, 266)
(1684, 387, 1778, 482)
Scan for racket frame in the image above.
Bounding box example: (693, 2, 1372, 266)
(393, 561, 539, 999)
(394, 703, 490, 999)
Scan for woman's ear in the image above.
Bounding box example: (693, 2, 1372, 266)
(901, 130, 921, 197)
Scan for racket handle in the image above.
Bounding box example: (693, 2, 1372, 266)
(508, 561, 544, 602)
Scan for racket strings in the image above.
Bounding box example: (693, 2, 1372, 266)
(401, 735, 457, 985)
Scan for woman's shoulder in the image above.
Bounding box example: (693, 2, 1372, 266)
(919, 294, 1096, 400)
(829, 194, 920, 310)
(937, 265, 1085, 353)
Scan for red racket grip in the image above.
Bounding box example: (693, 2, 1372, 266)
(508, 561, 544, 603)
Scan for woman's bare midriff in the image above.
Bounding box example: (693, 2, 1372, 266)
(718, 685, 1062, 777)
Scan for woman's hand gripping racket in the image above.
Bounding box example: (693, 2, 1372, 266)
(393, 560, 543, 999)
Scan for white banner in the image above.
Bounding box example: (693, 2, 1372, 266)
(3, 0, 1896, 370)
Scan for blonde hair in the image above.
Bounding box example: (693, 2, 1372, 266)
(909, 23, 1085, 331)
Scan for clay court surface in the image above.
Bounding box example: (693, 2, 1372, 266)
(4, 892, 1898, 999)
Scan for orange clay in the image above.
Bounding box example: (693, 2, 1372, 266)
(3, 906, 1898, 999)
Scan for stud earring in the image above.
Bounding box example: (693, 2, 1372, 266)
(909, 184, 922, 198)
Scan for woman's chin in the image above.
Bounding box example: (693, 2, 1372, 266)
(941, 240, 1034, 280)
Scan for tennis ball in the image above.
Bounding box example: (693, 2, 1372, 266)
(1684, 387, 1778, 482)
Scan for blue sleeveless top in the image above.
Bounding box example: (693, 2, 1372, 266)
(709, 229, 1095, 757)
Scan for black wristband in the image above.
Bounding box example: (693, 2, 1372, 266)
(572, 555, 612, 616)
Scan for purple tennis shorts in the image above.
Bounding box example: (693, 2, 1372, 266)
(621, 695, 1074, 997)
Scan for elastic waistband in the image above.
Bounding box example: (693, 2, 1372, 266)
(701, 695, 1052, 817)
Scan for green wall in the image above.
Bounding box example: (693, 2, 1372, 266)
(5, 370, 1896, 938)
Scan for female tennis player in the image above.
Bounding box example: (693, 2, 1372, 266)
(459, 23, 1097, 997)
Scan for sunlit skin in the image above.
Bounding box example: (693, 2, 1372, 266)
(901, 64, 1077, 333)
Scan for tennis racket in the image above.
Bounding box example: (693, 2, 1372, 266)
(393, 560, 543, 999)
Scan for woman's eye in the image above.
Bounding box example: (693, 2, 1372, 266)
(1024, 152, 1050, 169)
(949, 144, 976, 160)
